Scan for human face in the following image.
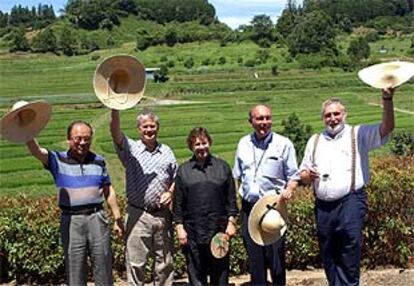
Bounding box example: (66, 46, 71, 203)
(192, 136, 210, 163)
(67, 123, 92, 160)
(138, 116, 159, 145)
(250, 105, 272, 140)
(323, 103, 347, 133)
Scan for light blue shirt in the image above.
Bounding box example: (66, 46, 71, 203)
(233, 132, 299, 203)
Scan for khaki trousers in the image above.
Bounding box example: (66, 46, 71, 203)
(126, 209, 174, 286)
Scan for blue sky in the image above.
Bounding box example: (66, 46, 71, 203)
(0, 0, 298, 29)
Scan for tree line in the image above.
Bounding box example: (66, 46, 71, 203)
(1, 0, 413, 61)
(0, 0, 216, 30)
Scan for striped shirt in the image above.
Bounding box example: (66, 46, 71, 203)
(114, 134, 177, 210)
(46, 151, 111, 208)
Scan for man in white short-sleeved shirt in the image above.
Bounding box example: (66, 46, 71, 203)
(300, 88, 395, 286)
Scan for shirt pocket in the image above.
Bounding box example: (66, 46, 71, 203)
(262, 156, 284, 179)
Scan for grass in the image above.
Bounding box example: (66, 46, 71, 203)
(0, 37, 413, 197)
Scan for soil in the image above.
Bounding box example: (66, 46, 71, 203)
(170, 268, 414, 286)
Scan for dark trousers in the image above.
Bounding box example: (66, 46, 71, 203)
(184, 239, 229, 286)
(315, 189, 367, 286)
(242, 200, 286, 286)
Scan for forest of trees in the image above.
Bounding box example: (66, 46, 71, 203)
(0, 0, 412, 59)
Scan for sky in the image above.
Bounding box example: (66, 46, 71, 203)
(0, 0, 299, 29)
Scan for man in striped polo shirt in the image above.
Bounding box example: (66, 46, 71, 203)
(26, 120, 123, 286)
(111, 109, 177, 286)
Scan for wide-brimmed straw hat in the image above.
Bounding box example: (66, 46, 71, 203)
(358, 61, 414, 89)
(0, 100, 52, 143)
(93, 54, 146, 110)
(248, 194, 288, 246)
(210, 232, 229, 259)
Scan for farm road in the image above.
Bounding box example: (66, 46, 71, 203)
(107, 268, 414, 286)
(369, 102, 414, 115)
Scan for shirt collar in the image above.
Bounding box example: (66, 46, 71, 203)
(66, 150, 95, 164)
(190, 154, 213, 169)
(138, 140, 162, 154)
(322, 124, 349, 140)
(251, 132, 273, 149)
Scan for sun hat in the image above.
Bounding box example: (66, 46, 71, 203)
(210, 232, 229, 259)
(93, 54, 146, 110)
(358, 61, 414, 89)
(248, 194, 288, 246)
(0, 100, 52, 143)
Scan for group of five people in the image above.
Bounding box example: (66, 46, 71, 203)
(25, 86, 395, 286)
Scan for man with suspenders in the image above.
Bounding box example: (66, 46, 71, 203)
(299, 88, 395, 285)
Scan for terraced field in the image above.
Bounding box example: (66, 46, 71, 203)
(0, 52, 413, 197)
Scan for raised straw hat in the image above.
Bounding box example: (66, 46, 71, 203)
(210, 232, 229, 259)
(93, 54, 146, 110)
(248, 194, 288, 246)
(0, 100, 52, 143)
(358, 61, 414, 89)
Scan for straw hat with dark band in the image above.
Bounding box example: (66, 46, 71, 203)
(93, 54, 146, 110)
(358, 61, 414, 89)
(248, 194, 288, 246)
(0, 100, 52, 143)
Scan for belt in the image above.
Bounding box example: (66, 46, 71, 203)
(61, 204, 103, 215)
(128, 202, 164, 214)
(316, 187, 366, 206)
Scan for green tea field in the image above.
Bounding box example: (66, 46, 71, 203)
(0, 43, 413, 197)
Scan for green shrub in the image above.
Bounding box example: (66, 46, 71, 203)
(390, 132, 414, 156)
(271, 64, 279, 75)
(218, 56, 226, 65)
(184, 57, 194, 69)
(347, 37, 370, 61)
(244, 59, 256, 67)
(0, 157, 412, 283)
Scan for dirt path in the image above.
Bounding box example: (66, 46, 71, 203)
(142, 268, 414, 286)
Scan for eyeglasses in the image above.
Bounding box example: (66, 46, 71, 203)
(71, 136, 92, 143)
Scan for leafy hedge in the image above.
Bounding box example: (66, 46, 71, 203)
(0, 156, 413, 283)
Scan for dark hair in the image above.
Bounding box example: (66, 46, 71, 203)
(66, 120, 94, 139)
(186, 127, 212, 151)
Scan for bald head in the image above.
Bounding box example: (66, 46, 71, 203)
(249, 105, 272, 139)
(249, 105, 271, 122)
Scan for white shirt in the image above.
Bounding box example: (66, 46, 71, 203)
(300, 124, 388, 201)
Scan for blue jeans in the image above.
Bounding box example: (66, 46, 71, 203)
(61, 209, 113, 286)
(316, 189, 367, 286)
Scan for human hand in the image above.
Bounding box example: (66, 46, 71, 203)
(176, 225, 188, 246)
(225, 222, 237, 239)
(382, 87, 395, 100)
(301, 166, 320, 183)
(280, 188, 293, 201)
(113, 218, 125, 240)
(158, 191, 173, 208)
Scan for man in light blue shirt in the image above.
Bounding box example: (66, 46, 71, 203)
(233, 104, 299, 286)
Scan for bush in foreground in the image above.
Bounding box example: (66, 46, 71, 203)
(0, 156, 412, 283)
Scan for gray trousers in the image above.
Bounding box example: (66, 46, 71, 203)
(126, 209, 174, 286)
(61, 210, 113, 286)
